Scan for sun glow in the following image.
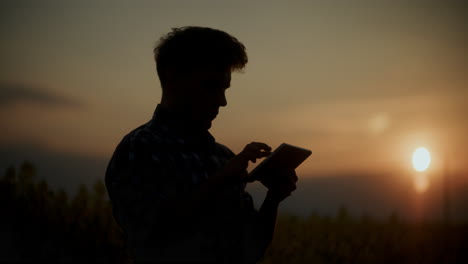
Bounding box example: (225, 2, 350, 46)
(412, 147, 431, 172)
(414, 174, 429, 193)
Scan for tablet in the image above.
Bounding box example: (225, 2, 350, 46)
(248, 143, 312, 181)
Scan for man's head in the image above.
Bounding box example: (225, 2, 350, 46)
(154, 26, 248, 130)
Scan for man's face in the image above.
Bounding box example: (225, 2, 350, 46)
(172, 67, 231, 130)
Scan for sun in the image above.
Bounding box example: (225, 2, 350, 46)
(412, 147, 431, 172)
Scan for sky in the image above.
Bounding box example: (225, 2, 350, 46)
(1, 0, 467, 219)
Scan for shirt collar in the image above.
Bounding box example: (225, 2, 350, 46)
(149, 104, 215, 146)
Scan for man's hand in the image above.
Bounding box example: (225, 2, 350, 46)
(214, 142, 271, 184)
(262, 169, 298, 203)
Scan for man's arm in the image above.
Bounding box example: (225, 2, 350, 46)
(257, 191, 281, 245)
(212, 142, 298, 262)
(106, 139, 267, 240)
(107, 139, 293, 253)
(252, 170, 298, 256)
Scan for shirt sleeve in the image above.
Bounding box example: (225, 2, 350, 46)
(238, 192, 269, 263)
(105, 134, 170, 248)
(217, 144, 267, 263)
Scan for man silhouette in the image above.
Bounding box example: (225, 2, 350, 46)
(105, 26, 298, 263)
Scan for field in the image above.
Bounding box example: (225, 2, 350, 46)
(1, 161, 467, 263)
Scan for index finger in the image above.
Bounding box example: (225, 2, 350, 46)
(249, 142, 272, 152)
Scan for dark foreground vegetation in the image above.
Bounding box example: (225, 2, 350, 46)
(1, 161, 467, 263)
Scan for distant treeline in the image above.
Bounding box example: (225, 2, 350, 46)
(1, 161, 467, 263)
(0, 161, 128, 263)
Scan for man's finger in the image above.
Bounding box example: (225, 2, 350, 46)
(290, 171, 298, 182)
(243, 147, 270, 159)
(248, 142, 272, 152)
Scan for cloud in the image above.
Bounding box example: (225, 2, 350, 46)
(0, 82, 83, 108)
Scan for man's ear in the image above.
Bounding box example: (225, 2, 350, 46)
(165, 68, 190, 88)
(163, 69, 175, 84)
(162, 69, 182, 94)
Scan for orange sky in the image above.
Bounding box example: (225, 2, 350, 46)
(1, 0, 467, 180)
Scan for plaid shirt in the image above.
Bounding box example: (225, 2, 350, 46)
(105, 104, 265, 263)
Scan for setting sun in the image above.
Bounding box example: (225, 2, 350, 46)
(412, 147, 431, 172)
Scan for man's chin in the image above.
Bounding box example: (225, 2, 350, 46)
(203, 120, 212, 130)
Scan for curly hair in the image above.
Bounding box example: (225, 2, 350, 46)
(154, 26, 248, 88)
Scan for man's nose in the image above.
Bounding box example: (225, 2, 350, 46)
(218, 92, 227, 107)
